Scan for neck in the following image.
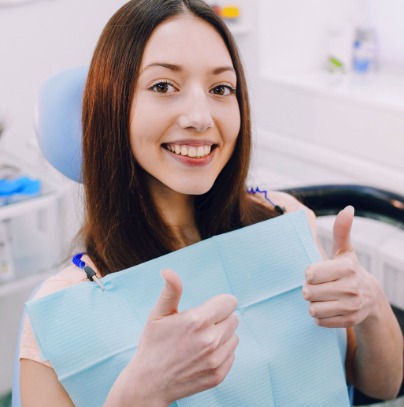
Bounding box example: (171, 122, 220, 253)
(148, 180, 201, 249)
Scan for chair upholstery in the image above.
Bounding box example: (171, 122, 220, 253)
(35, 65, 87, 183)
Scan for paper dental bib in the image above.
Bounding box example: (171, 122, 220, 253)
(26, 210, 351, 407)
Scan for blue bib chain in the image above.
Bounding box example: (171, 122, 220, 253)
(72, 252, 105, 290)
(246, 186, 286, 215)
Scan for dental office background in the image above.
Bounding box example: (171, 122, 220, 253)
(0, 0, 403, 405)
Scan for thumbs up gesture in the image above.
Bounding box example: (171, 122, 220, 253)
(125, 269, 239, 405)
(302, 206, 379, 328)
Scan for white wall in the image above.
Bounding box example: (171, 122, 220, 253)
(0, 0, 127, 164)
(242, 0, 404, 195)
(368, 0, 404, 70)
(256, 0, 367, 76)
(250, 0, 404, 77)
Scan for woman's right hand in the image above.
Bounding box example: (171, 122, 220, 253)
(104, 269, 239, 407)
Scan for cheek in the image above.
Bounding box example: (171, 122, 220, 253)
(221, 104, 241, 146)
(129, 101, 167, 155)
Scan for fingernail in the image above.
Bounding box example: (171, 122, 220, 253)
(344, 205, 355, 215)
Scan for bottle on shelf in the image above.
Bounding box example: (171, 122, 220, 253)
(352, 26, 378, 75)
(325, 25, 352, 75)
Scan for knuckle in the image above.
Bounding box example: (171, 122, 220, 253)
(344, 258, 357, 275)
(201, 333, 218, 352)
(210, 370, 225, 386)
(206, 353, 221, 370)
(344, 315, 357, 327)
(231, 314, 239, 330)
(186, 310, 205, 330)
(350, 296, 363, 312)
(345, 283, 361, 298)
(209, 363, 231, 387)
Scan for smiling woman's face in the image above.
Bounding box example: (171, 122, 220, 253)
(129, 14, 241, 196)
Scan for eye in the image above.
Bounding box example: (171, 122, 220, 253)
(210, 84, 236, 96)
(149, 81, 176, 94)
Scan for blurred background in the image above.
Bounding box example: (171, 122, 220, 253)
(0, 0, 403, 406)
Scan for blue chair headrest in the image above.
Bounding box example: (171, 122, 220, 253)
(35, 66, 88, 183)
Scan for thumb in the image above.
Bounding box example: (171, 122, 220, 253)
(150, 269, 183, 320)
(331, 205, 355, 257)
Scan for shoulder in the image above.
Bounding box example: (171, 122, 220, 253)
(20, 259, 96, 366)
(20, 264, 86, 366)
(33, 265, 87, 301)
(32, 254, 99, 301)
(267, 191, 309, 212)
(252, 190, 316, 220)
(249, 190, 318, 236)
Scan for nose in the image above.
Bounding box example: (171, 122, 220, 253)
(177, 90, 214, 132)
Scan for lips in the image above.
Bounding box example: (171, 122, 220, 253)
(163, 143, 216, 159)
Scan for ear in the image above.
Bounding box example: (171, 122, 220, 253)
(35, 66, 88, 183)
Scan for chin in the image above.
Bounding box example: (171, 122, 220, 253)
(174, 181, 215, 196)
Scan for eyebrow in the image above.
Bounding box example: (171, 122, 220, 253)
(141, 62, 236, 75)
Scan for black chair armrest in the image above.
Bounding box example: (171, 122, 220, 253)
(281, 184, 404, 229)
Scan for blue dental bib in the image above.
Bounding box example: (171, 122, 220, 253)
(26, 210, 350, 406)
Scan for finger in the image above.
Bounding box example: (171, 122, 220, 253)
(304, 258, 344, 284)
(217, 334, 239, 367)
(315, 315, 358, 328)
(149, 269, 183, 320)
(215, 350, 236, 383)
(308, 300, 347, 320)
(202, 336, 238, 388)
(213, 313, 239, 347)
(302, 281, 343, 302)
(331, 206, 354, 257)
(196, 294, 238, 325)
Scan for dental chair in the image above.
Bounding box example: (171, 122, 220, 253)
(11, 66, 404, 407)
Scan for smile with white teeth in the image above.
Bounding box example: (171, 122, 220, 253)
(165, 144, 213, 158)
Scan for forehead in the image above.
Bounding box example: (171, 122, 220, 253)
(140, 15, 234, 70)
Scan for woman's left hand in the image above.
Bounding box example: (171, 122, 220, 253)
(302, 206, 378, 328)
(301, 204, 403, 399)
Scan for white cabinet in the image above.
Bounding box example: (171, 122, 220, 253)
(0, 151, 81, 396)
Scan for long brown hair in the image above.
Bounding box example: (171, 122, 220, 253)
(82, 0, 279, 276)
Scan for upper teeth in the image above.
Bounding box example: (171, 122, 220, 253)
(166, 144, 212, 158)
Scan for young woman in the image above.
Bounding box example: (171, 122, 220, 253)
(20, 1, 403, 406)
